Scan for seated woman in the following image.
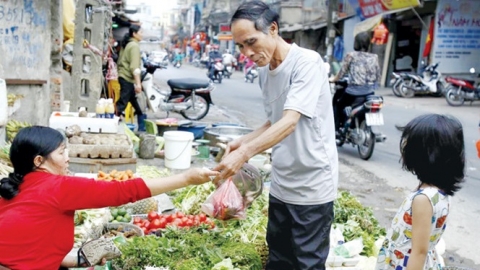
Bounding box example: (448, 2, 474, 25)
(0, 126, 218, 269)
(330, 31, 381, 131)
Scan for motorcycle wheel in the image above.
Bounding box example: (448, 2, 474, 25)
(357, 120, 375, 160)
(430, 81, 445, 97)
(180, 95, 210, 120)
(392, 80, 403, 97)
(399, 80, 415, 98)
(445, 87, 465, 106)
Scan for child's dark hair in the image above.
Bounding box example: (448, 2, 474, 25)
(400, 114, 465, 196)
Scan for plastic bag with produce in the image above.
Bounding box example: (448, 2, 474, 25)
(217, 163, 263, 208)
(201, 178, 245, 220)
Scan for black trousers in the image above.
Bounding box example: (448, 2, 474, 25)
(334, 92, 357, 130)
(116, 77, 143, 116)
(266, 195, 334, 270)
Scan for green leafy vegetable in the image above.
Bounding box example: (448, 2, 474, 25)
(334, 191, 386, 256)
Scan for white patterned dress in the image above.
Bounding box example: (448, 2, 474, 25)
(375, 187, 450, 270)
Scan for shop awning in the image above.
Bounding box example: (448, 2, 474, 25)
(279, 24, 303, 33)
(353, 6, 412, 36)
(348, 0, 421, 19)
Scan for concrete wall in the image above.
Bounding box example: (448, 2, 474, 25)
(0, 0, 56, 126)
(280, 7, 303, 25)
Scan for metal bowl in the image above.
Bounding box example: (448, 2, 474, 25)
(203, 126, 253, 146)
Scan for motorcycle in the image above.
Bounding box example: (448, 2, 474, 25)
(333, 80, 387, 160)
(245, 66, 258, 83)
(141, 61, 214, 120)
(398, 62, 446, 98)
(207, 58, 224, 84)
(389, 72, 411, 97)
(444, 67, 480, 106)
(223, 64, 234, 79)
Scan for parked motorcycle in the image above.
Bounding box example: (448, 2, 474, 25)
(398, 62, 446, 98)
(207, 58, 224, 84)
(141, 61, 214, 120)
(333, 80, 387, 160)
(389, 72, 410, 97)
(444, 68, 480, 106)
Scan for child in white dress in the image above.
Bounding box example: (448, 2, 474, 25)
(376, 114, 465, 270)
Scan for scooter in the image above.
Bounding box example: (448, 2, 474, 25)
(398, 62, 446, 98)
(444, 68, 480, 106)
(333, 79, 387, 160)
(141, 61, 214, 120)
(223, 64, 233, 79)
(245, 66, 258, 83)
(206, 58, 224, 84)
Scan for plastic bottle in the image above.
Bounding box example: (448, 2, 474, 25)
(105, 98, 115, 119)
(95, 99, 105, 118)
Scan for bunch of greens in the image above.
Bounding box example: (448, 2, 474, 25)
(113, 227, 262, 270)
(333, 191, 386, 256)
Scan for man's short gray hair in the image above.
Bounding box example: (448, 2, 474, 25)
(231, 0, 280, 34)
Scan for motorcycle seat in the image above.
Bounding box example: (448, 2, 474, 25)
(167, 78, 210, 90)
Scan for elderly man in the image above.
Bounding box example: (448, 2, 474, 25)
(213, 1, 338, 269)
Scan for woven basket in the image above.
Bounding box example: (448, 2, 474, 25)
(103, 222, 144, 237)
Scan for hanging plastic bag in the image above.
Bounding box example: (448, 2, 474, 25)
(201, 178, 245, 220)
(218, 163, 263, 208)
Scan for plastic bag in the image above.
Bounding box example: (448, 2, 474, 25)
(201, 178, 245, 220)
(217, 163, 263, 208)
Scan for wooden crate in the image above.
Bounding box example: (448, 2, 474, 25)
(69, 157, 137, 174)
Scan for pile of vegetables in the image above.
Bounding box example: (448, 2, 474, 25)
(333, 190, 386, 256)
(111, 167, 384, 269)
(133, 211, 216, 235)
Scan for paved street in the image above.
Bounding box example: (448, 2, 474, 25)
(153, 63, 480, 268)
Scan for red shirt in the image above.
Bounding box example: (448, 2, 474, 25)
(0, 171, 151, 269)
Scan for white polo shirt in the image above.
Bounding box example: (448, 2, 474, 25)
(258, 43, 338, 205)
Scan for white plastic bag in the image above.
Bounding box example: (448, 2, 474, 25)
(334, 237, 364, 258)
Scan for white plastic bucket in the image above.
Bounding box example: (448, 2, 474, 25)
(163, 131, 193, 170)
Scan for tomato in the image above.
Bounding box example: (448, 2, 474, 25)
(198, 213, 207, 222)
(142, 227, 148, 234)
(148, 211, 159, 222)
(172, 219, 182, 227)
(180, 217, 189, 226)
(143, 220, 150, 229)
(187, 215, 194, 220)
(133, 217, 142, 224)
(149, 219, 161, 229)
(185, 220, 194, 227)
(175, 212, 185, 219)
(158, 218, 167, 229)
(164, 214, 173, 223)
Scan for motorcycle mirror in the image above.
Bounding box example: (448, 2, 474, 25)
(470, 67, 476, 74)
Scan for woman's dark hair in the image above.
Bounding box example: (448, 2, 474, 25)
(122, 24, 141, 48)
(400, 114, 465, 196)
(231, 0, 280, 34)
(0, 126, 65, 200)
(354, 31, 371, 52)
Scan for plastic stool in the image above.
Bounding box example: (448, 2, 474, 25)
(125, 103, 134, 124)
(144, 119, 158, 135)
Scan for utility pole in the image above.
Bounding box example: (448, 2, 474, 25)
(325, 0, 337, 65)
